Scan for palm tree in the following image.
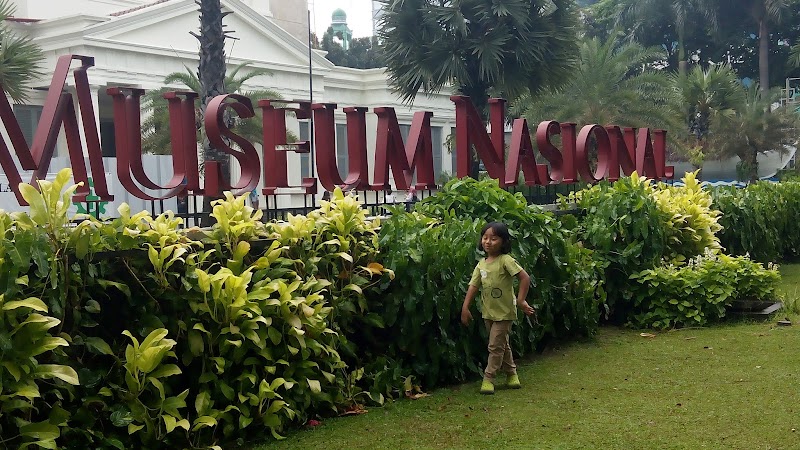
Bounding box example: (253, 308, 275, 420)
(706, 84, 799, 182)
(613, 0, 718, 75)
(193, 0, 229, 222)
(731, 0, 792, 91)
(0, 0, 43, 103)
(513, 37, 676, 131)
(378, 0, 579, 117)
(141, 62, 284, 155)
(790, 40, 800, 68)
(670, 64, 745, 150)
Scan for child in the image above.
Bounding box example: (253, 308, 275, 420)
(461, 222, 534, 395)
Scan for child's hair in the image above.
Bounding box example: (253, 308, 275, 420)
(478, 221, 512, 254)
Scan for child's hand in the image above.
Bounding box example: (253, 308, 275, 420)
(518, 300, 535, 316)
(461, 308, 473, 326)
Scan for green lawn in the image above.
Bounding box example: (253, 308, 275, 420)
(251, 265, 800, 450)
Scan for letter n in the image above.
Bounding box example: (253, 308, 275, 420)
(450, 96, 505, 185)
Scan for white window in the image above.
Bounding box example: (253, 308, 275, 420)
(299, 121, 310, 178)
(12, 105, 43, 148)
(336, 123, 348, 180)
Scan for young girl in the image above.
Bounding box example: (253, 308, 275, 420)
(461, 222, 534, 394)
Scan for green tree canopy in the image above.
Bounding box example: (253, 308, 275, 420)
(720, 0, 799, 89)
(513, 36, 676, 131)
(670, 64, 745, 149)
(791, 40, 800, 67)
(0, 0, 43, 103)
(320, 27, 384, 69)
(612, 0, 719, 75)
(707, 84, 799, 181)
(378, 0, 580, 116)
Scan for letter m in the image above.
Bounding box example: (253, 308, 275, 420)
(0, 55, 111, 206)
(373, 107, 436, 190)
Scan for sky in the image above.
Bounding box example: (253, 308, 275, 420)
(311, 0, 375, 39)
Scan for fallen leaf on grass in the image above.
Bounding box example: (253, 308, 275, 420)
(640, 333, 656, 338)
(306, 419, 322, 427)
(340, 405, 368, 416)
(684, 337, 697, 340)
(406, 391, 430, 400)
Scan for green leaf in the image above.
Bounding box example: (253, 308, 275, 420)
(110, 409, 134, 427)
(344, 284, 363, 294)
(19, 421, 60, 441)
(195, 390, 212, 415)
(96, 279, 132, 298)
(84, 337, 114, 355)
(191, 415, 218, 431)
(267, 327, 282, 345)
(163, 415, 178, 433)
(188, 330, 204, 356)
(34, 364, 80, 385)
(149, 364, 182, 379)
(307, 378, 322, 393)
(3, 297, 48, 312)
(15, 384, 41, 399)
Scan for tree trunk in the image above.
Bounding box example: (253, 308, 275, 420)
(758, 18, 769, 91)
(750, 146, 759, 184)
(196, 0, 229, 225)
(677, 28, 687, 76)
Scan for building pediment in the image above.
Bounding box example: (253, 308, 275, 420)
(35, 0, 332, 70)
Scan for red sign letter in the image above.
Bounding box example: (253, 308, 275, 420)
(373, 108, 435, 190)
(204, 94, 260, 196)
(0, 55, 111, 205)
(450, 96, 505, 184)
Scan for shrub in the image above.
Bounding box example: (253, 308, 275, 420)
(0, 295, 79, 449)
(568, 173, 670, 317)
(376, 178, 604, 387)
(265, 189, 396, 408)
(712, 182, 800, 262)
(629, 251, 780, 328)
(651, 171, 722, 261)
(570, 172, 729, 320)
(0, 172, 383, 448)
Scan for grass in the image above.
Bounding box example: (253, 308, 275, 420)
(251, 265, 800, 450)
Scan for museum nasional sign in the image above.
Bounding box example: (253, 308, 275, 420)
(0, 55, 673, 206)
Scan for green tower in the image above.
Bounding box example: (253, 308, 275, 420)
(331, 8, 353, 50)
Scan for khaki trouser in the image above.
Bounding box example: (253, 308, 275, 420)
(484, 319, 516, 381)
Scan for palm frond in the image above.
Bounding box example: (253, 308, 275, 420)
(0, 0, 43, 103)
(790, 41, 800, 68)
(379, 0, 579, 113)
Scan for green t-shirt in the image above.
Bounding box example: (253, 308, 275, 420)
(469, 254, 523, 321)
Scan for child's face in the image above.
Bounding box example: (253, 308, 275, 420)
(481, 227, 503, 255)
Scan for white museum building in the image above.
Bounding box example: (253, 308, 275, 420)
(1, 0, 459, 215)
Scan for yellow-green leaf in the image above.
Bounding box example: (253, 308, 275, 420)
(3, 297, 48, 312)
(307, 378, 321, 393)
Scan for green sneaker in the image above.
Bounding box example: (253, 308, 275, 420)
(507, 373, 521, 389)
(480, 379, 495, 395)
